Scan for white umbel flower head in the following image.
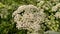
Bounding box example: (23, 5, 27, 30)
(12, 5, 46, 34)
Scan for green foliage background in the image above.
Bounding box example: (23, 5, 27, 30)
(0, 0, 60, 34)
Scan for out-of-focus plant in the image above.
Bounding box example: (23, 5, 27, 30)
(0, 2, 5, 8)
(37, 0, 60, 31)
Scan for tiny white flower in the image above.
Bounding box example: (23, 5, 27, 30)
(54, 12, 60, 18)
(52, 6, 58, 12)
(51, 3, 60, 12)
(56, 3, 60, 7)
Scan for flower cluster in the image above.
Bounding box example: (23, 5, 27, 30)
(12, 5, 46, 34)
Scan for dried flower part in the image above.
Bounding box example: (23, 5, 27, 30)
(12, 5, 46, 34)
